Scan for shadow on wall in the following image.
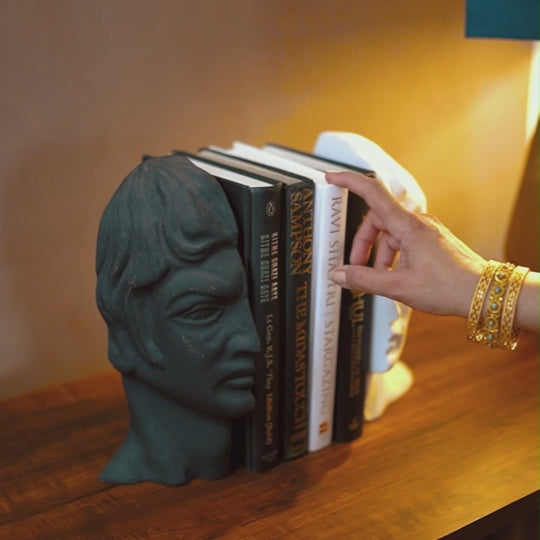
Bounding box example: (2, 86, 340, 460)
(0, 140, 117, 399)
(505, 122, 539, 271)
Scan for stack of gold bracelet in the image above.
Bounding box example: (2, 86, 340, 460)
(467, 260, 529, 350)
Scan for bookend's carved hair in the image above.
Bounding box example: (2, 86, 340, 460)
(95, 154, 238, 370)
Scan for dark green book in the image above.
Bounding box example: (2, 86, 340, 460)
(197, 147, 314, 460)
(181, 152, 282, 473)
(262, 143, 374, 442)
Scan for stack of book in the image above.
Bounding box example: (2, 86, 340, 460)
(175, 142, 375, 473)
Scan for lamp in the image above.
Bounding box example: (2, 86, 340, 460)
(466, 0, 539, 40)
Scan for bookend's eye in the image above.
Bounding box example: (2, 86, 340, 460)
(175, 302, 223, 323)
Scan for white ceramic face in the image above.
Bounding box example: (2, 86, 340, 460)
(370, 296, 412, 373)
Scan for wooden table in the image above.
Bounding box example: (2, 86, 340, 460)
(1, 312, 538, 539)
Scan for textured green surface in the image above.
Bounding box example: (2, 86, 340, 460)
(95, 154, 258, 485)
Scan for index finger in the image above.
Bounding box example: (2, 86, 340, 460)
(326, 171, 407, 230)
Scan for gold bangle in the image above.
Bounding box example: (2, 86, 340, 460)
(479, 262, 515, 348)
(499, 265, 529, 350)
(467, 260, 498, 342)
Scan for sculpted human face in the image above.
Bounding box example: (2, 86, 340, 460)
(130, 246, 260, 418)
(370, 297, 411, 371)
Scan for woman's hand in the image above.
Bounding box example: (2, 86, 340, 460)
(326, 171, 487, 318)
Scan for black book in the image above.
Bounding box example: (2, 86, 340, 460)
(262, 143, 374, 442)
(334, 193, 373, 442)
(180, 152, 282, 472)
(197, 147, 314, 460)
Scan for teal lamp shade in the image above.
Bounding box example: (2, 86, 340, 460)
(466, 0, 539, 40)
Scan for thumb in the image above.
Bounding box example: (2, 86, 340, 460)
(331, 265, 399, 298)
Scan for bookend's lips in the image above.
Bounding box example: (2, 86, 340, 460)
(223, 375, 255, 389)
(219, 365, 256, 389)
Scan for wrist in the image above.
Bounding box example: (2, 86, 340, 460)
(457, 261, 486, 319)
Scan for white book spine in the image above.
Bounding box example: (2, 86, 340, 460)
(306, 182, 347, 451)
(221, 143, 347, 451)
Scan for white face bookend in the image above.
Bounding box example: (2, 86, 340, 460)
(314, 131, 427, 421)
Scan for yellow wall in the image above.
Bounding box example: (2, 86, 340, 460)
(0, 0, 535, 398)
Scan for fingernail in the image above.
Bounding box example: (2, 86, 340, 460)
(325, 170, 342, 181)
(331, 270, 346, 285)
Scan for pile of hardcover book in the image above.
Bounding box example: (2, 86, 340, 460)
(175, 142, 375, 473)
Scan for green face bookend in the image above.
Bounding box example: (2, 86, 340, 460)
(95, 154, 259, 485)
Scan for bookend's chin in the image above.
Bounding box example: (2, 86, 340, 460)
(99, 374, 236, 486)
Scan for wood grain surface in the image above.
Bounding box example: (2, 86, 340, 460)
(0, 311, 538, 539)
